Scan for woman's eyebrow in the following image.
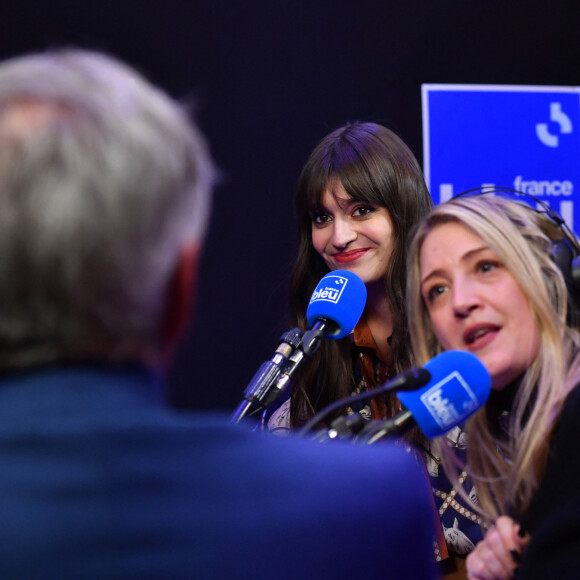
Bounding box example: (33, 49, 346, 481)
(420, 245, 489, 285)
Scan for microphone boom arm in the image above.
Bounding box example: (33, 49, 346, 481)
(354, 409, 414, 444)
(297, 367, 431, 437)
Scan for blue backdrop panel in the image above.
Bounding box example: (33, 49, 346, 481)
(422, 84, 580, 232)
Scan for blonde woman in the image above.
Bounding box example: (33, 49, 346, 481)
(407, 194, 580, 579)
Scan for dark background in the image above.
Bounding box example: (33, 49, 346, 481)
(2, 1, 578, 412)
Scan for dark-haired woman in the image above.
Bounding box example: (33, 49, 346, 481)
(268, 122, 481, 576)
(269, 121, 433, 431)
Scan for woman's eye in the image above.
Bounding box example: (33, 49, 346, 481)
(426, 284, 447, 302)
(353, 205, 375, 217)
(312, 213, 331, 225)
(477, 260, 498, 273)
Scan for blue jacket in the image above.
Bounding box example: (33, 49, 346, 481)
(0, 364, 436, 579)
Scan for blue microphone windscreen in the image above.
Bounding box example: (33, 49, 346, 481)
(397, 350, 491, 438)
(306, 270, 367, 339)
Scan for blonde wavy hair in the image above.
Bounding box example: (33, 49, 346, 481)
(406, 195, 580, 522)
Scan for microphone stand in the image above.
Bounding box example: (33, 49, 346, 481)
(232, 318, 338, 424)
(232, 328, 304, 424)
(273, 318, 337, 394)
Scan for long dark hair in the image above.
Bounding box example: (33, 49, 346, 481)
(289, 121, 432, 426)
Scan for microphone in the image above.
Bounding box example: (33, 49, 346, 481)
(274, 270, 367, 394)
(305, 269, 367, 340)
(357, 350, 491, 444)
(232, 270, 367, 423)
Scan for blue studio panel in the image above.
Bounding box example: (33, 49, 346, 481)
(422, 84, 580, 233)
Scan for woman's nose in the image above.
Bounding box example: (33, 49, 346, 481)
(330, 218, 357, 247)
(451, 279, 480, 317)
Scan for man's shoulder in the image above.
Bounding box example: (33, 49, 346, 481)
(0, 368, 437, 580)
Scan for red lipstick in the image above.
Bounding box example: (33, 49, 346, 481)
(332, 249, 368, 264)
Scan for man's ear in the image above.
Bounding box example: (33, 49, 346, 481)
(161, 240, 202, 359)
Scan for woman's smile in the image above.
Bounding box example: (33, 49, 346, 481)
(332, 248, 369, 263)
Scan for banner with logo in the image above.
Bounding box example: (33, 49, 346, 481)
(422, 84, 580, 232)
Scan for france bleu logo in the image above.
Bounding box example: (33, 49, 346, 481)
(309, 274, 349, 305)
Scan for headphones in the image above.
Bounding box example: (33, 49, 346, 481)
(451, 186, 580, 318)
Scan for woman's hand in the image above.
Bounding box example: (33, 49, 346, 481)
(466, 516, 530, 579)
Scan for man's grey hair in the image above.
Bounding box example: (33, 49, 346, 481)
(0, 48, 216, 367)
